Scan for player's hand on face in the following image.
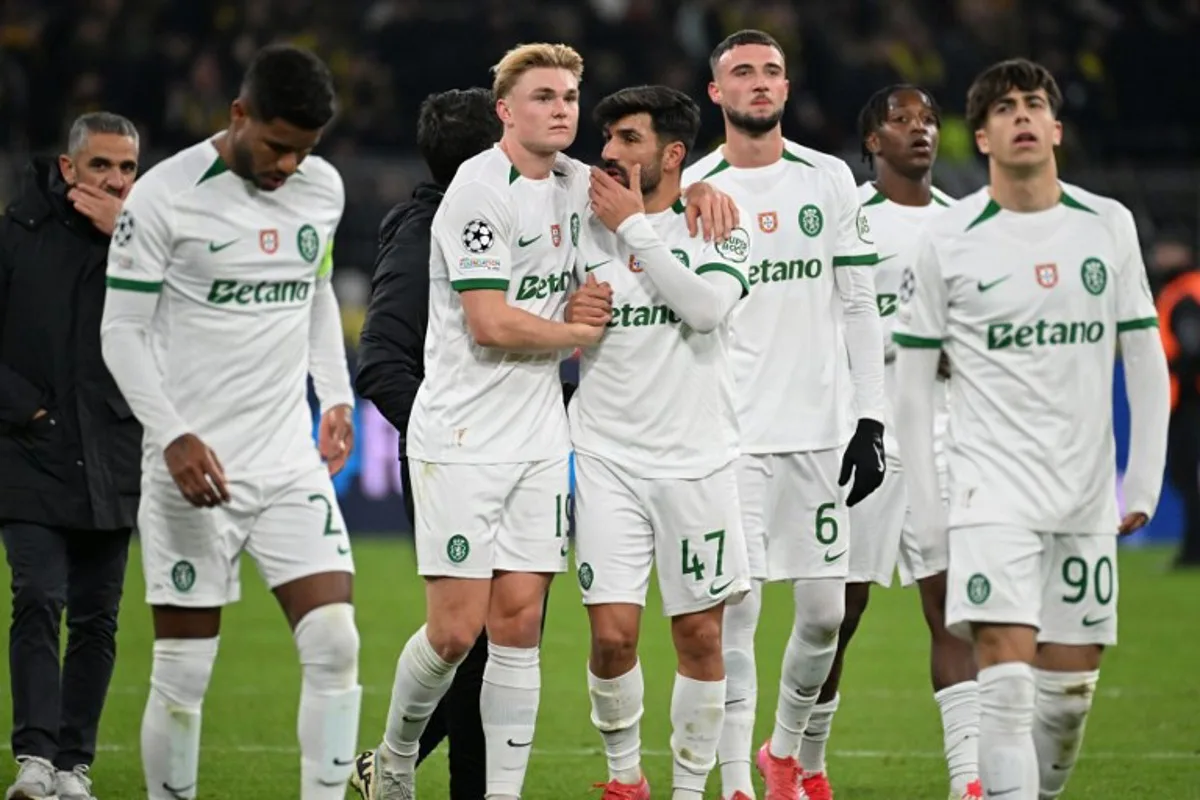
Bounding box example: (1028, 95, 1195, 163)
(164, 433, 231, 508)
(68, 183, 124, 236)
(1118, 512, 1148, 536)
(566, 273, 613, 327)
(318, 404, 355, 477)
(589, 165, 645, 233)
(683, 182, 739, 242)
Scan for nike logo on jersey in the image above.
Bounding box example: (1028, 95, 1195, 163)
(1081, 615, 1111, 627)
(584, 260, 611, 272)
(507, 738, 533, 747)
(517, 234, 542, 247)
(208, 239, 238, 252)
(337, 544, 351, 555)
(709, 579, 734, 596)
(977, 275, 1011, 292)
(824, 549, 847, 563)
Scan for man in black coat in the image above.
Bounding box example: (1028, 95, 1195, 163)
(356, 87, 503, 800)
(0, 112, 143, 800)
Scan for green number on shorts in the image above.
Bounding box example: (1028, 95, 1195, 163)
(681, 539, 706, 580)
(307, 493, 341, 536)
(681, 530, 726, 582)
(704, 529, 726, 578)
(815, 502, 839, 545)
(1061, 555, 1114, 605)
(555, 493, 563, 538)
(1094, 556, 1114, 605)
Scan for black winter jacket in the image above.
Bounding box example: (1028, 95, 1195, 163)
(0, 158, 142, 531)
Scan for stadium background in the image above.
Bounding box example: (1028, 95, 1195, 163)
(4, 0, 1193, 544)
(2, 1, 1190, 544)
(1, 3, 1198, 798)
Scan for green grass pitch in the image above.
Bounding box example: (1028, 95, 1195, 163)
(0, 540, 1196, 798)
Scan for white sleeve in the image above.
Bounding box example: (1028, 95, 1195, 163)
(1105, 205, 1168, 518)
(100, 181, 191, 451)
(836, 264, 886, 422)
(1112, 206, 1160, 330)
(895, 346, 946, 538)
(309, 230, 354, 414)
(435, 181, 516, 293)
(892, 228, 949, 347)
(832, 166, 885, 422)
(616, 213, 749, 333)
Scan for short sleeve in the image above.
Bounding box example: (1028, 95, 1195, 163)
(1112, 207, 1159, 333)
(106, 177, 173, 293)
(892, 228, 948, 348)
(697, 219, 752, 297)
(831, 163, 878, 268)
(434, 181, 514, 292)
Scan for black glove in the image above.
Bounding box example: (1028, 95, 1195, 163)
(839, 417, 886, 507)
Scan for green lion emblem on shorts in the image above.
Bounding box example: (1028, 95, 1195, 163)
(577, 561, 594, 590)
(171, 560, 196, 592)
(446, 534, 470, 564)
(967, 573, 991, 605)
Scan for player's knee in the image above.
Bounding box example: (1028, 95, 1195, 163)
(792, 579, 846, 644)
(150, 637, 219, 708)
(294, 602, 359, 691)
(486, 597, 544, 648)
(671, 607, 723, 665)
(1034, 669, 1097, 730)
(590, 619, 638, 673)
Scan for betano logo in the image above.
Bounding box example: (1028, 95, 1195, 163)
(207, 278, 311, 305)
(515, 271, 571, 301)
(987, 320, 1105, 350)
(608, 303, 682, 328)
(748, 257, 822, 286)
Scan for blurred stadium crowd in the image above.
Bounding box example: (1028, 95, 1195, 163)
(1, 0, 1198, 316)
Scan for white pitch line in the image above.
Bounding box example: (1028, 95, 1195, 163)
(6, 744, 1192, 761)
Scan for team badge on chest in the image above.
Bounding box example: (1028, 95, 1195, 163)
(628, 254, 644, 273)
(757, 211, 778, 233)
(551, 224, 562, 247)
(1035, 262, 1058, 288)
(259, 229, 279, 254)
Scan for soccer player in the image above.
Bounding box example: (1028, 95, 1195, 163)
(796, 85, 981, 800)
(682, 30, 887, 800)
(568, 85, 752, 800)
(350, 43, 736, 800)
(99, 46, 361, 800)
(894, 59, 1170, 800)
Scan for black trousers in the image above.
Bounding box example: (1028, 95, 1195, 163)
(2, 523, 131, 770)
(1167, 403, 1200, 565)
(401, 456, 550, 799)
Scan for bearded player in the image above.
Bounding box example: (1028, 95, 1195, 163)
(683, 29, 887, 800)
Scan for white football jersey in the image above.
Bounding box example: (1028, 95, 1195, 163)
(858, 182, 954, 465)
(894, 183, 1159, 534)
(684, 141, 877, 453)
(105, 139, 344, 477)
(406, 146, 587, 464)
(569, 201, 751, 479)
